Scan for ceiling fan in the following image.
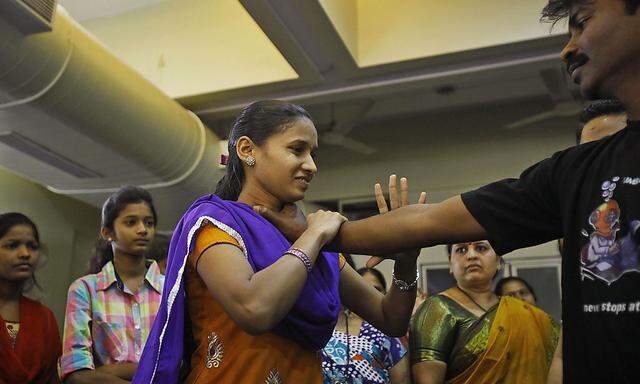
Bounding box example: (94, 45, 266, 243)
(504, 67, 584, 130)
(320, 100, 377, 155)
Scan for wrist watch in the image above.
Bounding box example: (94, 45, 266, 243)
(392, 269, 419, 292)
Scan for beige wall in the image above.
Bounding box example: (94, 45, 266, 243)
(0, 167, 100, 329)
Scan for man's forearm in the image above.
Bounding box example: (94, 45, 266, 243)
(335, 196, 487, 255)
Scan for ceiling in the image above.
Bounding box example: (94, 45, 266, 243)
(58, 0, 170, 21)
(50, 0, 579, 211)
(58, 0, 572, 122)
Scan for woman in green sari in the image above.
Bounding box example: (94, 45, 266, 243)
(410, 242, 559, 384)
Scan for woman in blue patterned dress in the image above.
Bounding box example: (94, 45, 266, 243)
(321, 266, 410, 384)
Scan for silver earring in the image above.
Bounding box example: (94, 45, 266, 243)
(246, 156, 256, 167)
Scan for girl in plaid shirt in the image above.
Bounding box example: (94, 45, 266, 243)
(61, 186, 164, 384)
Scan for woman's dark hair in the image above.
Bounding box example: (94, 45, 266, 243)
(542, 0, 640, 24)
(148, 233, 171, 264)
(0, 212, 42, 290)
(0, 212, 40, 243)
(495, 276, 538, 302)
(88, 186, 157, 274)
(215, 100, 312, 201)
(357, 267, 387, 294)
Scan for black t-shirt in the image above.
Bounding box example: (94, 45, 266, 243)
(462, 121, 640, 383)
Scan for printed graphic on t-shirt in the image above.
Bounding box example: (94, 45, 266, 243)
(580, 177, 640, 284)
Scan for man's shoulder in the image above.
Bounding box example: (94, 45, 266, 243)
(529, 136, 620, 177)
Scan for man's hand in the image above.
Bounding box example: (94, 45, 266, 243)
(367, 175, 427, 267)
(254, 203, 308, 242)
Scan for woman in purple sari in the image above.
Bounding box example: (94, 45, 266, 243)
(134, 100, 422, 384)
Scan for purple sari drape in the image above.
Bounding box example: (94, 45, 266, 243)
(133, 194, 342, 383)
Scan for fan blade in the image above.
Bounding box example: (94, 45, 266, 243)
(553, 101, 584, 116)
(540, 68, 575, 104)
(338, 137, 377, 155)
(321, 132, 376, 155)
(333, 99, 376, 135)
(503, 110, 559, 130)
(320, 131, 344, 145)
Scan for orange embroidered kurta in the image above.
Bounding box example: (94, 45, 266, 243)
(183, 224, 324, 383)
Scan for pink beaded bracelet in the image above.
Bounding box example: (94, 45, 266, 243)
(286, 248, 312, 273)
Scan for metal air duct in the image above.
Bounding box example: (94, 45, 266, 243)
(0, 5, 223, 229)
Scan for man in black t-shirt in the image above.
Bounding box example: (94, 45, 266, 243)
(258, 1, 640, 383)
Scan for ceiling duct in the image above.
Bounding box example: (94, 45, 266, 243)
(0, 0, 57, 34)
(0, 6, 224, 229)
(0, 131, 102, 178)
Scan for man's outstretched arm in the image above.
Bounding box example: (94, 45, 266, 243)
(256, 195, 487, 256)
(335, 195, 487, 255)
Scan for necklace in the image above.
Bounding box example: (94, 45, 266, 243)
(344, 310, 351, 378)
(456, 286, 490, 313)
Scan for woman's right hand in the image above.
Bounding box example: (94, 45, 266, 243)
(306, 210, 348, 246)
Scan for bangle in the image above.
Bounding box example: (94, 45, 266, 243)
(286, 248, 312, 273)
(392, 270, 418, 292)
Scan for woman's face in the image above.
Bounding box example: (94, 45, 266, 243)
(0, 225, 40, 283)
(500, 280, 536, 305)
(450, 241, 500, 287)
(362, 271, 386, 294)
(251, 117, 318, 203)
(103, 202, 156, 257)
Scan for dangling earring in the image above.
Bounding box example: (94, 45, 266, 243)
(246, 156, 256, 167)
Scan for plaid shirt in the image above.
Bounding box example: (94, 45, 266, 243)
(60, 260, 163, 379)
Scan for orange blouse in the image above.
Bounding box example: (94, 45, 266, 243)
(183, 224, 332, 384)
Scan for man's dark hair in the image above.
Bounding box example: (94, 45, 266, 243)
(542, 0, 640, 24)
(576, 99, 626, 144)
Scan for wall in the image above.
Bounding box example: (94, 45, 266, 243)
(0, 167, 100, 329)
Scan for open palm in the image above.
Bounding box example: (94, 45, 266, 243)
(366, 174, 427, 267)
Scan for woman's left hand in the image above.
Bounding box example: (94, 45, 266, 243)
(367, 174, 427, 267)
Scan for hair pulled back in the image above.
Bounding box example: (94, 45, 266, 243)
(215, 100, 312, 201)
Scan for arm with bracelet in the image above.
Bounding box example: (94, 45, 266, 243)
(195, 209, 346, 335)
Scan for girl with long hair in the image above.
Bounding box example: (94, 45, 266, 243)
(61, 186, 164, 384)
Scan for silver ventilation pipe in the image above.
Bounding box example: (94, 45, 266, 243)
(0, 5, 224, 228)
